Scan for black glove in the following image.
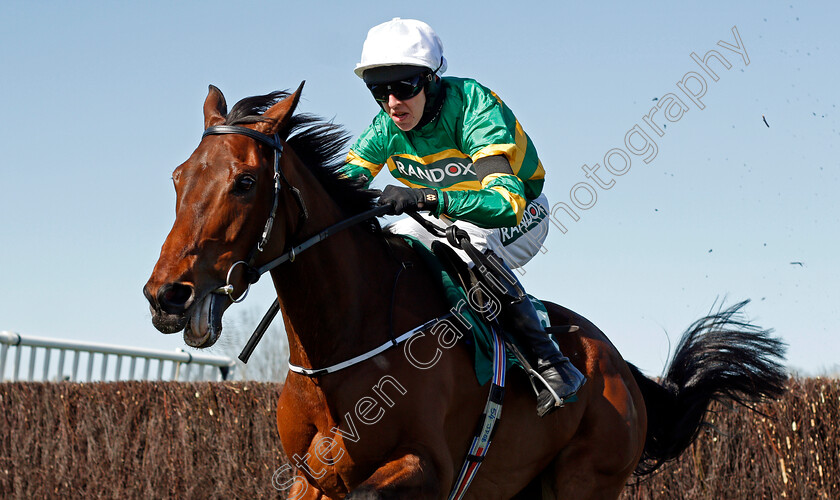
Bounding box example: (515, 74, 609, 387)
(377, 185, 440, 215)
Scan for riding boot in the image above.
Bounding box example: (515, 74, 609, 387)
(476, 253, 586, 417)
(502, 295, 586, 417)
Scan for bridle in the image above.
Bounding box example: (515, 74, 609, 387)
(199, 124, 392, 361)
(201, 124, 308, 302)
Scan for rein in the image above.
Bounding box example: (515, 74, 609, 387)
(254, 204, 392, 275)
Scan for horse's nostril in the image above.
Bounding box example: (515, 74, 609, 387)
(157, 282, 194, 315)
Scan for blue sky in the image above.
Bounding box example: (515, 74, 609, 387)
(1, 1, 838, 377)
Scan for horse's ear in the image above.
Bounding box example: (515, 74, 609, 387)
(255, 81, 305, 136)
(203, 85, 228, 129)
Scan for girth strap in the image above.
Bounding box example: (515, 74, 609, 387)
(448, 327, 506, 500)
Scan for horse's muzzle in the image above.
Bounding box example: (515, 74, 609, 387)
(143, 280, 229, 348)
(144, 282, 193, 334)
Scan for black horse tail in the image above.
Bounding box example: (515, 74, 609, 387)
(628, 300, 788, 476)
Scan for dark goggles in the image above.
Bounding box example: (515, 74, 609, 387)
(366, 73, 428, 102)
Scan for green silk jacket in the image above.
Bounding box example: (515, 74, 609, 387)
(340, 77, 545, 228)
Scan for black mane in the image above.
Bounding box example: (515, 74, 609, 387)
(225, 90, 379, 215)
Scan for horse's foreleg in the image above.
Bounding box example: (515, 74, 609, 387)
(346, 450, 443, 500)
(284, 472, 337, 500)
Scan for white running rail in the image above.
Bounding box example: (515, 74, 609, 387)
(0, 331, 235, 382)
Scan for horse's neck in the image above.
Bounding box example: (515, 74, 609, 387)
(268, 181, 396, 371)
(273, 225, 395, 371)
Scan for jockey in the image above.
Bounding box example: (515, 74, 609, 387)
(340, 18, 584, 417)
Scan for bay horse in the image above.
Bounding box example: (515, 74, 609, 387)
(144, 84, 787, 499)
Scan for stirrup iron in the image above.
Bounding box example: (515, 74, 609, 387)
(526, 368, 567, 408)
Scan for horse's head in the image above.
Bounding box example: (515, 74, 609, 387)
(144, 84, 304, 348)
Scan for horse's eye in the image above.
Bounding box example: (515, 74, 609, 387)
(233, 174, 256, 194)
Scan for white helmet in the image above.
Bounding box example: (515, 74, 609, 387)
(354, 18, 447, 79)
